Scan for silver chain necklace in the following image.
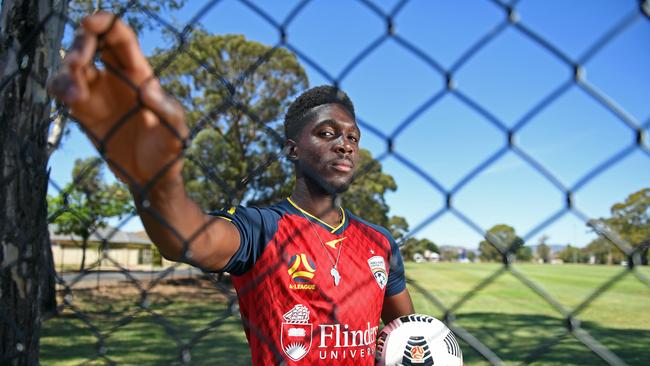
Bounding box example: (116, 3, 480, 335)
(297, 207, 344, 286)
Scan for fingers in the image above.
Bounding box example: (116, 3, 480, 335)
(49, 29, 97, 104)
(82, 12, 151, 74)
(49, 12, 151, 105)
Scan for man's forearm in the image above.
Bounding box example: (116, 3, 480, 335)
(131, 176, 224, 270)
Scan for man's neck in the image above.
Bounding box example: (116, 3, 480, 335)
(290, 181, 342, 228)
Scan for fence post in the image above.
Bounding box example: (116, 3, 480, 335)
(0, 0, 67, 364)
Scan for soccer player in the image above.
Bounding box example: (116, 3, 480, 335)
(50, 12, 414, 365)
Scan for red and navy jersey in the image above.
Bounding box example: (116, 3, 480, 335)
(213, 198, 406, 365)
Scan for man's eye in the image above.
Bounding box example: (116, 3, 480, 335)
(320, 131, 334, 137)
(349, 135, 359, 142)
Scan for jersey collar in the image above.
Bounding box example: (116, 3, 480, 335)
(285, 197, 349, 235)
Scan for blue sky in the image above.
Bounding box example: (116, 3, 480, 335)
(49, 0, 650, 249)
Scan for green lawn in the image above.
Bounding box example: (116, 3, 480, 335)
(41, 264, 650, 365)
(405, 262, 650, 366)
(41, 278, 251, 365)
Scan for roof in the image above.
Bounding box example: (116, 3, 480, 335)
(49, 224, 152, 246)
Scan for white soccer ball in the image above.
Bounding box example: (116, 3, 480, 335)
(376, 314, 463, 366)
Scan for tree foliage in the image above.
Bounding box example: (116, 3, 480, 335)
(536, 235, 551, 263)
(48, 158, 133, 270)
(401, 238, 439, 262)
(68, 0, 186, 35)
(149, 31, 308, 210)
(583, 237, 626, 265)
(387, 215, 410, 242)
(479, 224, 528, 262)
(584, 188, 649, 265)
(516, 246, 533, 262)
(342, 149, 401, 228)
(536, 243, 550, 263)
(607, 188, 650, 264)
(148, 29, 415, 243)
(557, 245, 588, 263)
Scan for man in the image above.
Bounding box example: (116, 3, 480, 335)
(50, 12, 414, 365)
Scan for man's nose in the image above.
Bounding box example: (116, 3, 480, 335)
(334, 136, 353, 154)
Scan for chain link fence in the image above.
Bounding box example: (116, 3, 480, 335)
(1, 0, 650, 364)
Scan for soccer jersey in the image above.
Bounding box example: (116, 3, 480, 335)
(213, 198, 406, 365)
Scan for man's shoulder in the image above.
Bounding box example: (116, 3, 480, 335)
(216, 199, 289, 219)
(346, 211, 394, 242)
(245, 199, 294, 219)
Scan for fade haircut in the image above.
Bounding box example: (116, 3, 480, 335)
(284, 85, 355, 140)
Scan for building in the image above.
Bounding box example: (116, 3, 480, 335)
(49, 225, 157, 271)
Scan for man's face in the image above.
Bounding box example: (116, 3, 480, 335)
(291, 103, 360, 193)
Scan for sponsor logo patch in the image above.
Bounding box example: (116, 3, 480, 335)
(325, 237, 346, 249)
(281, 304, 313, 361)
(367, 255, 388, 289)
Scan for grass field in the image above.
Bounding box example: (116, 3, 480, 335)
(40, 263, 650, 365)
(405, 263, 650, 365)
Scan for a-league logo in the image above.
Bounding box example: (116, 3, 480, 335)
(281, 304, 313, 361)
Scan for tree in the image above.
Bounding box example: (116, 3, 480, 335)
(606, 188, 650, 265)
(557, 245, 588, 264)
(478, 224, 526, 262)
(386, 214, 440, 262)
(149, 31, 308, 210)
(342, 149, 403, 228)
(48, 158, 133, 270)
(401, 238, 439, 262)
(467, 250, 477, 262)
(149, 30, 411, 235)
(582, 237, 625, 265)
(387, 215, 410, 242)
(583, 188, 649, 265)
(536, 235, 551, 263)
(1, 0, 67, 363)
(68, 0, 186, 34)
(517, 246, 533, 262)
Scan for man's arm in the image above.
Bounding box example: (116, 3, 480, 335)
(135, 175, 240, 271)
(381, 288, 415, 324)
(49, 12, 239, 271)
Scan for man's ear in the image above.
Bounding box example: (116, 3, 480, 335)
(284, 139, 298, 161)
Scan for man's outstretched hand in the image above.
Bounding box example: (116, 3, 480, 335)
(49, 12, 188, 190)
(49, 12, 241, 271)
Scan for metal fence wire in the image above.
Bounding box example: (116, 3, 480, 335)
(2, 0, 650, 365)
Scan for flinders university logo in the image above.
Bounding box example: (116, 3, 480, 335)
(367, 256, 388, 289)
(281, 304, 313, 361)
(288, 253, 317, 290)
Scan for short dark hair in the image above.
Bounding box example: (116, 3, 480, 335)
(284, 85, 355, 140)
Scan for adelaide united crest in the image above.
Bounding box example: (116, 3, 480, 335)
(281, 304, 313, 361)
(368, 255, 388, 289)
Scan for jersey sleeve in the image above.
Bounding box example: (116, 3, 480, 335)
(386, 235, 407, 297)
(208, 206, 279, 276)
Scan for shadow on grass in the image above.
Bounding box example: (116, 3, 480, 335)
(40, 275, 649, 366)
(455, 312, 649, 366)
(42, 311, 648, 365)
(40, 308, 252, 366)
(41, 277, 252, 366)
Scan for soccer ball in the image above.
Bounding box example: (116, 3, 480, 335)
(375, 314, 463, 366)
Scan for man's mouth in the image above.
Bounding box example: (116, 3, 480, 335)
(331, 160, 353, 173)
